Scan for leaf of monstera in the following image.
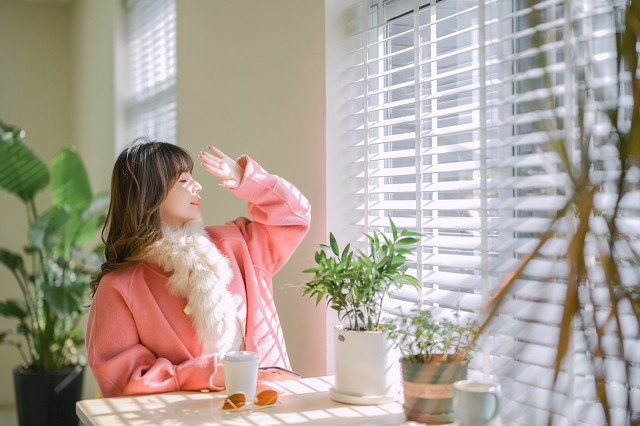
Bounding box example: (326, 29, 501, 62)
(51, 147, 93, 214)
(0, 121, 49, 202)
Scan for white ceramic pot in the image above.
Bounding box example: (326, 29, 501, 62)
(330, 324, 401, 405)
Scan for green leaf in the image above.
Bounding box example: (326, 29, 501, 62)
(0, 248, 27, 278)
(391, 218, 398, 241)
(341, 243, 351, 260)
(0, 122, 49, 202)
(395, 248, 412, 256)
(397, 274, 420, 287)
(359, 253, 373, 268)
(396, 237, 420, 245)
(27, 205, 71, 252)
(377, 254, 392, 269)
(69, 328, 85, 344)
(401, 229, 422, 237)
(76, 191, 110, 244)
(390, 255, 407, 267)
(329, 233, 339, 256)
(0, 299, 28, 320)
(42, 283, 83, 316)
(51, 147, 93, 214)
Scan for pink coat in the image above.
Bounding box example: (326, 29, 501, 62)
(86, 156, 311, 397)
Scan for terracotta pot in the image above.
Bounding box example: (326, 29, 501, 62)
(401, 356, 468, 424)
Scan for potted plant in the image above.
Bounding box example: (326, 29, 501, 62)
(0, 120, 109, 426)
(300, 220, 421, 404)
(473, 3, 640, 425)
(385, 309, 478, 424)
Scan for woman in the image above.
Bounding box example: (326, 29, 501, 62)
(86, 141, 310, 397)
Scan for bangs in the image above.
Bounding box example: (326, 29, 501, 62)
(162, 144, 194, 180)
(144, 142, 194, 185)
(118, 140, 195, 198)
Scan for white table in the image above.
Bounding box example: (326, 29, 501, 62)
(76, 376, 418, 425)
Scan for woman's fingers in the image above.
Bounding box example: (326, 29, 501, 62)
(208, 145, 227, 159)
(200, 151, 219, 161)
(219, 179, 238, 188)
(201, 158, 230, 178)
(200, 152, 222, 166)
(199, 146, 242, 188)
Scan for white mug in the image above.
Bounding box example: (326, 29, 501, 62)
(222, 351, 260, 402)
(453, 380, 502, 426)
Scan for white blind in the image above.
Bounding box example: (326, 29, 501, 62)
(124, 0, 177, 143)
(353, 0, 640, 424)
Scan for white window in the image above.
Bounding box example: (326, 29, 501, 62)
(326, 0, 639, 424)
(123, 0, 177, 145)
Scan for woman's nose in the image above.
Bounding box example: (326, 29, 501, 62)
(192, 181, 201, 194)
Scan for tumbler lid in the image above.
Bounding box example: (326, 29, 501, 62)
(223, 351, 259, 363)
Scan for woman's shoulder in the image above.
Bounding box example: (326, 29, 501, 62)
(204, 221, 246, 242)
(96, 261, 164, 294)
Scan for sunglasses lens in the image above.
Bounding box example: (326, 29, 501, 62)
(255, 389, 278, 406)
(222, 393, 246, 410)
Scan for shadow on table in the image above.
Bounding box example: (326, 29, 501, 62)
(79, 377, 419, 425)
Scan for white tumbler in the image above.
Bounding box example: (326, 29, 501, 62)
(222, 351, 260, 402)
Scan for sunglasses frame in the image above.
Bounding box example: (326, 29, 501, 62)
(222, 389, 278, 412)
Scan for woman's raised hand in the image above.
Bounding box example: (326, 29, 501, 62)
(199, 146, 245, 189)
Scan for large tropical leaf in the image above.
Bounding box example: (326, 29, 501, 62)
(0, 299, 28, 321)
(27, 206, 71, 252)
(42, 283, 83, 316)
(0, 121, 49, 202)
(75, 191, 110, 245)
(0, 248, 27, 279)
(51, 147, 92, 214)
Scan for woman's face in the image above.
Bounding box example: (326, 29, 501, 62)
(159, 171, 202, 227)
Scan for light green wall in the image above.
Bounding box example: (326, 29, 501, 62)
(0, 0, 326, 407)
(0, 0, 74, 406)
(70, 0, 119, 192)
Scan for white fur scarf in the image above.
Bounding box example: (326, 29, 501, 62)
(144, 219, 242, 356)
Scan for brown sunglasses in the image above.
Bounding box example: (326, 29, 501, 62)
(222, 389, 278, 411)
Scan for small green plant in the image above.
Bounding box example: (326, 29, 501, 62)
(0, 120, 109, 371)
(300, 220, 421, 331)
(385, 309, 478, 363)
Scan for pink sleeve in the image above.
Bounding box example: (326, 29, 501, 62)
(228, 155, 311, 276)
(87, 281, 226, 397)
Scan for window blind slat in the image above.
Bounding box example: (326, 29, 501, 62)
(344, 2, 638, 423)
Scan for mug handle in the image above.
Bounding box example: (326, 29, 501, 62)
(487, 389, 502, 423)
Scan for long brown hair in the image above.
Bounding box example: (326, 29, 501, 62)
(90, 141, 194, 298)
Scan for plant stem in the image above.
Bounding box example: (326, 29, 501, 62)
(26, 199, 37, 226)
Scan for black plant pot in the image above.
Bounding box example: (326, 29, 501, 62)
(13, 365, 84, 426)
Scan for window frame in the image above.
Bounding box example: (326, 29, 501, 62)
(325, 0, 637, 423)
(119, 0, 178, 150)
